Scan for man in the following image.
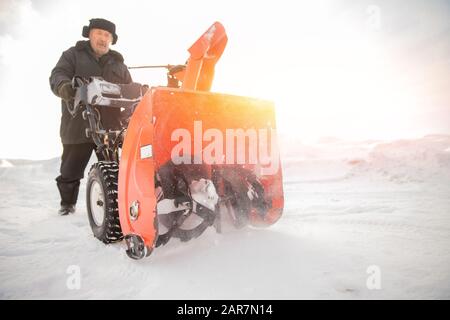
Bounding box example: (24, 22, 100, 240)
(49, 18, 132, 215)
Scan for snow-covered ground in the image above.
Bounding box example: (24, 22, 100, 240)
(1, 135, 449, 299)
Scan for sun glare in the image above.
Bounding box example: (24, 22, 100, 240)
(261, 17, 423, 141)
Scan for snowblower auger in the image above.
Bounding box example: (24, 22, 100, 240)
(75, 22, 283, 260)
(118, 22, 284, 259)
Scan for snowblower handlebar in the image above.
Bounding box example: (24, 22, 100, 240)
(128, 64, 181, 70)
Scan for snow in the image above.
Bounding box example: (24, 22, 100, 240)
(0, 160, 13, 168)
(1, 135, 450, 299)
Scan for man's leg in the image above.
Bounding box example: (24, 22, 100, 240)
(56, 143, 96, 214)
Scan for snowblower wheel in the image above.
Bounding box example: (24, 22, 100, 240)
(86, 161, 123, 243)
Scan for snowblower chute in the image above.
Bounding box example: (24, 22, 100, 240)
(81, 22, 283, 260)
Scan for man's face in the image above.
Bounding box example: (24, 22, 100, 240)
(89, 28, 113, 57)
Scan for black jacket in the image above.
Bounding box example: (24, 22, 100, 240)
(49, 40, 132, 144)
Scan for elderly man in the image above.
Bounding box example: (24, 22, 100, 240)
(49, 18, 132, 215)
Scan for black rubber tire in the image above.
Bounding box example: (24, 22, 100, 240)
(86, 161, 123, 243)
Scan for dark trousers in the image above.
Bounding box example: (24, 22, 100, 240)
(56, 143, 104, 206)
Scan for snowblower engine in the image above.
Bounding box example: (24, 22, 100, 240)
(76, 22, 284, 260)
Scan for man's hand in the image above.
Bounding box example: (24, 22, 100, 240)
(57, 81, 75, 101)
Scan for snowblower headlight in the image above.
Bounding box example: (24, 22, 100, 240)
(100, 83, 121, 97)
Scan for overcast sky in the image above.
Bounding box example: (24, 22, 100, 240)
(1, 0, 449, 159)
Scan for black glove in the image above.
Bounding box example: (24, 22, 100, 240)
(57, 81, 75, 101)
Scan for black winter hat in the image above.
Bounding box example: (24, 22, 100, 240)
(82, 18, 118, 44)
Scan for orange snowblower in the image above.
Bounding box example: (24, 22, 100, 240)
(74, 22, 283, 259)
